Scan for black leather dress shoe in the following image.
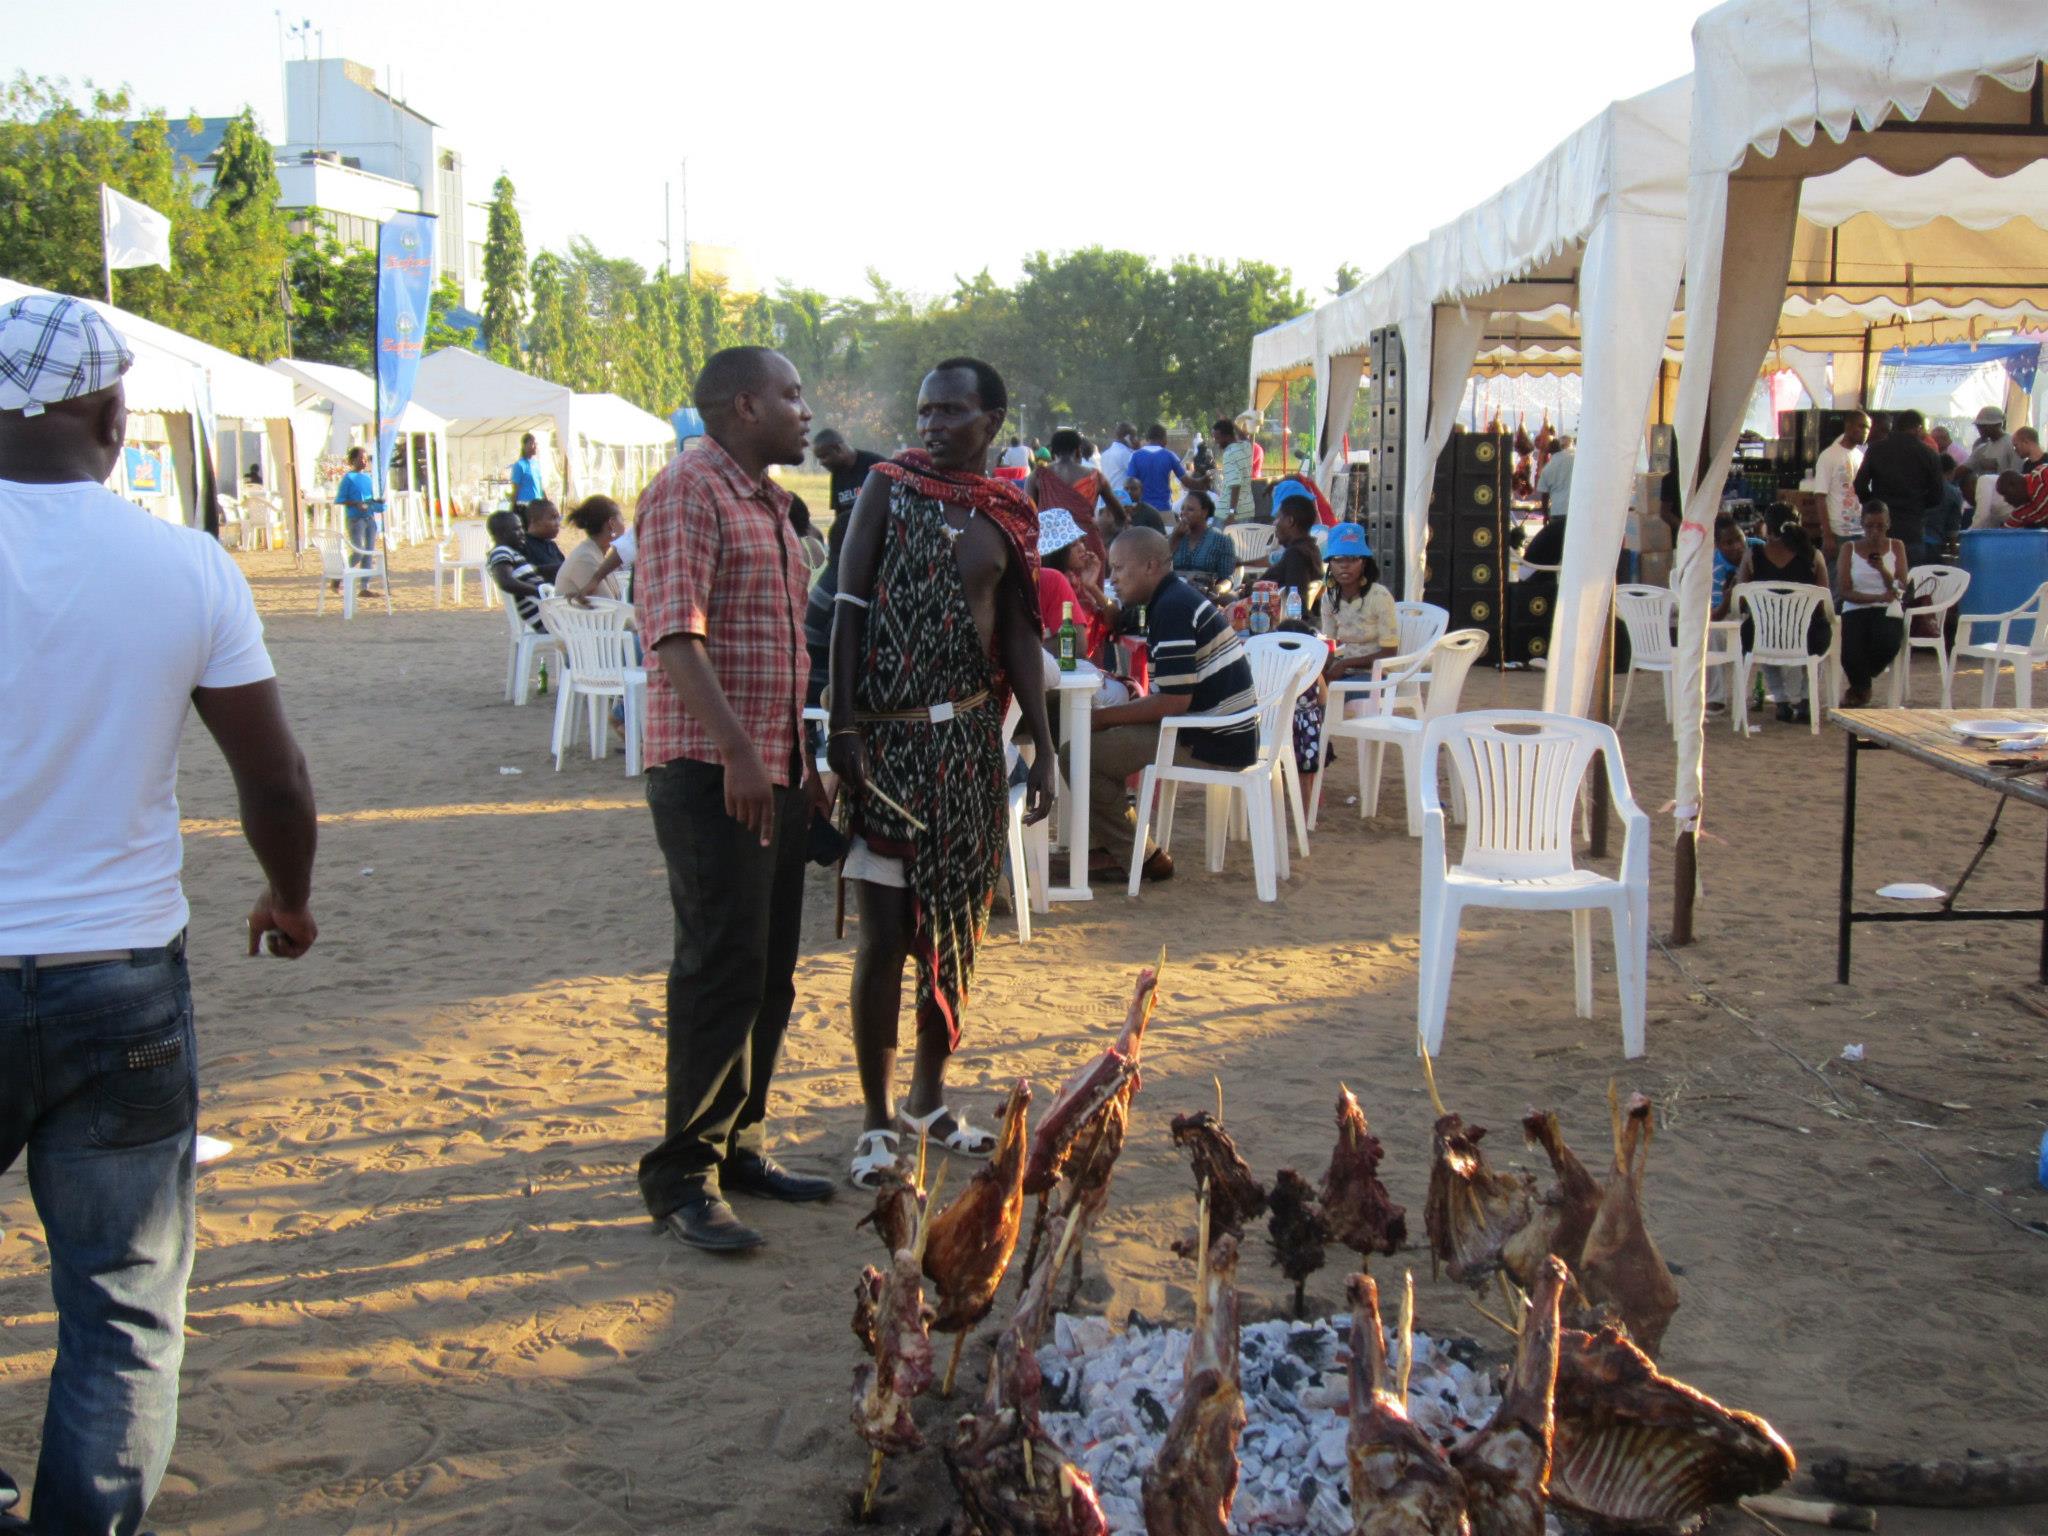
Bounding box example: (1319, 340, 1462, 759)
(724, 1152, 835, 1203)
(661, 1194, 765, 1252)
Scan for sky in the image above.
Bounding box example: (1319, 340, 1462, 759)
(12, 0, 1703, 304)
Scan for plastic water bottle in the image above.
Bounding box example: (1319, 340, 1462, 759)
(1283, 588, 1304, 625)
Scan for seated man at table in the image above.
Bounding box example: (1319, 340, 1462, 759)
(485, 510, 552, 632)
(519, 498, 566, 584)
(1086, 527, 1258, 882)
(1267, 487, 1324, 609)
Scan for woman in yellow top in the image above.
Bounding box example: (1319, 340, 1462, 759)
(1317, 522, 1400, 680)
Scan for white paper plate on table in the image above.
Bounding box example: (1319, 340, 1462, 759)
(1876, 882, 1947, 901)
(1949, 720, 2042, 740)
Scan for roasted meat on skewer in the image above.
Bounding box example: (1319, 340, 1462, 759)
(1346, 1274, 1472, 1536)
(1016, 967, 1157, 1288)
(1424, 1113, 1535, 1286)
(924, 1079, 1034, 1393)
(1578, 1092, 1679, 1356)
(852, 1264, 886, 1355)
(1549, 1323, 1795, 1534)
(1140, 1234, 1248, 1536)
(1499, 1109, 1602, 1292)
(1168, 1111, 1267, 1239)
(1322, 1088, 1408, 1260)
(946, 1213, 1112, 1536)
(858, 1167, 923, 1257)
(1450, 1256, 1565, 1536)
(850, 1246, 937, 1455)
(1266, 1167, 1329, 1317)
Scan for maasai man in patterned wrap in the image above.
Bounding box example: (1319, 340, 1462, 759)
(828, 358, 1056, 1190)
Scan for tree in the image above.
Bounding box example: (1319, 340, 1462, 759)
(288, 233, 377, 369)
(1332, 262, 1363, 296)
(480, 173, 527, 364)
(210, 107, 275, 219)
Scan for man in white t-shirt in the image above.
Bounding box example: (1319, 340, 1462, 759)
(0, 294, 318, 1534)
(998, 435, 1032, 469)
(1535, 435, 1577, 516)
(1815, 410, 1868, 538)
(1098, 421, 1138, 493)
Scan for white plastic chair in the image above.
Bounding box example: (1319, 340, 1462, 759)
(1955, 579, 2048, 707)
(434, 523, 495, 608)
(503, 579, 564, 706)
(1126, 631, 1306, 902)
(999, 683, 1053, 942)
(1612, 584, 1739, 728)
(1226, 522, 1276, 572)
(311, 529, 391, 620)
(539, 598, 642, 770)
(1320, 629, 1489, 836)
(239, 492, 283, 551)
(1391, 600, 1449, 715)
(1731, 583, 1839, 735)
(1418, 710, 1649, 1060)
(1882, 564, 1969, 707)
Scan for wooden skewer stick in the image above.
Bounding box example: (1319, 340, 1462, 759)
(861, 1447, 884, 1518)
(1740, 1494, 1878, 1532)
(1499, 1271, 1526, 1327)
(1193, 1181, 1212, 1336)
(1142, 947, 1167, 1031)
(1418, 1041, 1448, 1118)
(912, 1162, 946, 1264)
(914, 1123, 929, 1193)
(1022, 1436, 1034, 1489)
(1469, 1297, 1519, 1337)
(1213, 1074, 1224, 1127)
(863, 780, 927, 833)
(940, 1328, 968, 1399)
(1397, 1269, 1417, 1402)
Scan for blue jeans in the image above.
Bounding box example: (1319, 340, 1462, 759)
(345, 514, 378, 569)
(0, 944, 196, 1535)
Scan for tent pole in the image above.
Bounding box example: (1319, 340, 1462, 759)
(1857, 326, 1873, 407)
(1672, 829, 1697, 945)
(1281, 379, 1291, 469)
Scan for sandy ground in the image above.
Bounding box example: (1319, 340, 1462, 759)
(3, 539, 2046, 1536)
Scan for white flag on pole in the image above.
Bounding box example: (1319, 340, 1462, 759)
(101, 185, 172, 272)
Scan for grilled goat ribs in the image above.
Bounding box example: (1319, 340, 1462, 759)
(853, 1264, 886, 1355)
(851, 1248, 938, 1454)
(1451, 1257, 1565, 1536)
(1140, 1234, 1248, 1536)
(1578, 1093, 1679, 1356)
(1500, 1109, 1602, 1292)
(1266, 1167, 1330, 1313)
(1023, 968, 1156, 1197)
(946, 1212, 1112, 1536)
(1321, 1088, 1408, 1259)
(1168, 1112, 1267, 1239)
(1549, 1323, 1794, 1534)
(1424, 1113, 1535, 1286)
(1347, 1273, 1472, 1536)
(926, 1079, 1034, 1334)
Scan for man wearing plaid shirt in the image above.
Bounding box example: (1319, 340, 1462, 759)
(633, 347, 835, 1252)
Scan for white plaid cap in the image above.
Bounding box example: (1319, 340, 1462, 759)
(0, 294, 134, 416)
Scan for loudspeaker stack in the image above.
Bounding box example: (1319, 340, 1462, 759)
(1361, 326, 1405, 576)
(1423, 428, 1509, 662)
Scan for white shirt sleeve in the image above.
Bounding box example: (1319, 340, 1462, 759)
(198, 537, 277, 689)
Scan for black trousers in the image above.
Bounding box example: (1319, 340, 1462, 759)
(1840, 606, 1904, 692)
(638, 754, 807, 1218)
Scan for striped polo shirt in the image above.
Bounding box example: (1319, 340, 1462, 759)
(1142, 573, 1258, 767)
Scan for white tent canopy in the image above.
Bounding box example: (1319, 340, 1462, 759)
(269, 357, 452, 530)
(1668, 2, 2048, 902)
(0, 276, 298, 530)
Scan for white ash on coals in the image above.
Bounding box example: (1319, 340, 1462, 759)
(1036, 1310, 1518, 1535)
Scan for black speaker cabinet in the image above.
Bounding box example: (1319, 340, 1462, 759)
(1457, 430, 1509, 479)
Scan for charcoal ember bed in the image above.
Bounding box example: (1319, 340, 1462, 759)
(1036, 1311, 1529, 1535)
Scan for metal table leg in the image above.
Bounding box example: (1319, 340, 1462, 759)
(1837, 726, 1858, 984)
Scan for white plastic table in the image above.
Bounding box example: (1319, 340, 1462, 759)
(1046, 661, 1103, 901)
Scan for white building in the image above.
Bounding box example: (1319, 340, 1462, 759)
(277, 59, 488, 309)
(162, 59, 492, 310)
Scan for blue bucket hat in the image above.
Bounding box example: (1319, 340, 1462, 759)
(1271, 480, 1316, 513)
(1323, 521, 1372, 560)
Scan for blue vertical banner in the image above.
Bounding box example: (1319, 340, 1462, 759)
(373, 212, 438, 498)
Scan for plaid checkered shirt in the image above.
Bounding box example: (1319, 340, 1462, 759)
(634, 437, 809, 781)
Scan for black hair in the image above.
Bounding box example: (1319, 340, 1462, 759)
(1275, 496, 1315, 535)
(486, 510, 523, 547)
(694, 346, 788, 416)
(1044, 541, 1077, 574)
(567, 495, 622, 537)
(1145, 422, 1167, 443)
(1212, 417, 1236, 439)
(1078, 438, 1097, 458)
(787, 493, 813, 538)
(1048, 428, 1082, 458)
(1712, 511, 1739, 536)
(1859, 497, 1891, 526)
(1894, 409, 1925, 433)
(1183, 489, 1215, 517)
(524, 497, 559, 527)
(1128, 503, 1168, 533)
(1764, 502, 1815, 566)
(928, 356, 1007, 415)
(812, 426, 847, 453)
(346, 445, 368, 468)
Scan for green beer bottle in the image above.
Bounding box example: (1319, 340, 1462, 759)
(1057, 601, 1079, 672)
